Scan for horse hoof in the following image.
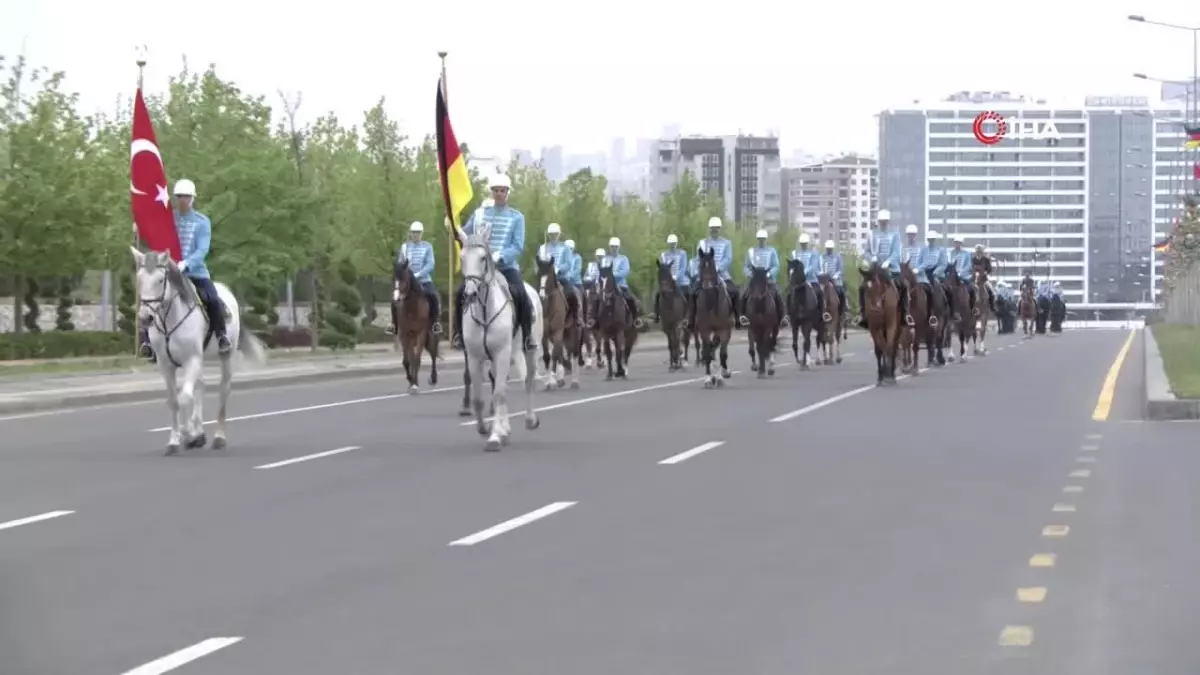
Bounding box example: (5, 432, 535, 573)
(409, 385, 420, 394)
(800, 363, 810, 371)
(187, 433, 207, 449)
(485, 440, 501, 452)
(757, 371, 766, 379)
(556, 378, 566, 388)
(715, 378, 725, 388)
(605, 374, 614, 381)
(501, 434, 511, 447)
(459, 407, 472, 417)
(721, 370, 732, 379)
(835, 357, 843, 364)
(525, 415, 540, 430)
(947, 355, 956, 363)
(768, 368, 776, 377)
(703, 379, 714, 389)
(617, 373, 627, 380)
(165, 443, 180, 456)
(212, 435, 227, 450)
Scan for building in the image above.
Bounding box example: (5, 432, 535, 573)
(650, 134, 782, 229)
(878, 90, 1192, 306)
(781, 155, 878, 246)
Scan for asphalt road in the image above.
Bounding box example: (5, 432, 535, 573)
(0, 327, 1191, 675)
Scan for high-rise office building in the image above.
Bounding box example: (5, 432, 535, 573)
(650, 134, 782, 229)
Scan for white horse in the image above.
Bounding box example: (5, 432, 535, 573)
(456, 225, 543, 451)
(130, 248, 267, 455)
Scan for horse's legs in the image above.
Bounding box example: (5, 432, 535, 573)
(791, 321, 800, 363)
(875, 344, 884, 385)
(719, 335, 731, 379)
(460, 358, 472, 415)
(160, 363, 183, 454)
(175, 358, 204, 447)
(603, 336, 615, 381)
(468, 353, 490, 437)
(427, 334, 439, 386)
(523, 346, 540, 430)
(615, 332, 627, 378)
(488, 347, 512, 449)
(801, 327, 812, 370)
(553, 335, 567, 386)
(213, 352, 232, 449)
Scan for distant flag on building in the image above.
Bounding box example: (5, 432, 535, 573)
(130, 87, 182, 261)
(1153, 236, 1171, 253)
(435, 76, 473, 272)
(1185, 125, 1200, 150)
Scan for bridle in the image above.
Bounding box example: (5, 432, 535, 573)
(138, 262, 202, 368)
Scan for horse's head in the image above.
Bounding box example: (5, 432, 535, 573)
(787, 258, 806, 288)
(900, 261, 917, 286)
(457, 221, 494, 301)
(598, 259, 617, 298)
(973, 268, 988, 286)
(945, 264, 960, 286)
(535, 248, 558, 300)
(749, 265, 771, 294)
(655, 257, 676, 293)
(393, 252, 415, 302)
(697, 246, 719, 289)
(129, 247, 193, 328)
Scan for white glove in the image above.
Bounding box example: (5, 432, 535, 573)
(177, 260, 189, 274)
(491, 251, 502, 263)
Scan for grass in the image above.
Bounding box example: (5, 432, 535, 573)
(1152, 323, 1200, 399)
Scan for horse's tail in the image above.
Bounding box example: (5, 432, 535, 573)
(239, 330, 269, 367)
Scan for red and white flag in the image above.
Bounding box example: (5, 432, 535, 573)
(130, 87, 181, 261)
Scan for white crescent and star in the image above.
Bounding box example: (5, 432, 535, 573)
(130, 138, 171, 209)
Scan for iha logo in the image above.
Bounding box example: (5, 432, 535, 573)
(972, 111, 1061, 145)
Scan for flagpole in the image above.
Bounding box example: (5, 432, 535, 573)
(133, 46, 147, 355)
(439, 50, 453, 337)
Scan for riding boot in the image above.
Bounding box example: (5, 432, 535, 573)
(628, 293, 643, 328)
(452, 285, 465, 348)
(857, 284, 868, 328)
(519, 289, 536, 351)
(689, 288, 699, 327)
(567, 289, 581, 327)
(138, 326, 156, 363)
(653, 292, 660, 323)
(738, 289, 750, 327)
(897, 281, 908, 320)
(427, 290, 442, 335)
(387, 303, 398, 335)
(968, 288, 977, 316)
(815, 285, 825, 319)
(207, 302, 231, 353)
(773, 289, 785, 327)
(947, 288, 960, 322)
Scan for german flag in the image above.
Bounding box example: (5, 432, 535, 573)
(1154, 236, 1171, 253)
(436, 76, 473, 272)
(1185, 125, 1200, 150)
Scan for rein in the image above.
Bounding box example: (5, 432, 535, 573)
(139, 266, 203, 368)
(462, 244, 510, 364)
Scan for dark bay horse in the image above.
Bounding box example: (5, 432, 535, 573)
(536, 257, 579, 389)
(817, 270, 842, 365)
(695, 246, 733, 388)
(786, 259, 821, 370)
(972, 268, 992, 356)
(594, 263, 630, 380)
(863, 261, 901, 386)
(898, 262, 933, 375)
(655, 258, 691, 371)
(393, 259, 439, 392)
(1018, 285, 1036, 339)
(944, 266, 975, 363)
(745, 265, 778, 378)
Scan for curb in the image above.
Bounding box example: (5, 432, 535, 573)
(1142, 326, 1200, 420)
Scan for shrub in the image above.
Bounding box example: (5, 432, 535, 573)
(0, 331, 130, 360)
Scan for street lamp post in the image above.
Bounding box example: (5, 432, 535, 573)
(1130, 15, 1199, 195)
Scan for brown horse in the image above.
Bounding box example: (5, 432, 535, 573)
(786, 259, 821, 370)
(581, 282, 601, 369)
(593, 263, 631, 380)
(392, 259, 439, 392)
(655, 258, 691, 371)
(943, 266, 975, 363)
(695, 246, 734, 388)
(971, 268, 992, 356)
(536, 257, 579, 390)
(745, 265, 779, 379)
(862, 261, 901, 386)
(898, 262, 932, 375)
(1018, 285, 1036, 339)
(817, 270, 842, 365)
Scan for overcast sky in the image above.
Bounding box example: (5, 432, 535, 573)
(1, 0, 1195, 160)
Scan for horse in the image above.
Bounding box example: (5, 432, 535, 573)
(1018, 286, 1037, 339)
(694, 246, 734, 388)
(898, 261, 933, 375)
(862, 261, 901, 386)
(535, 255, 579, 390)
(593, 262, 634, 380)
(971, 268, 992, 356)
(786, 259, 821, 370)
(655, 258, 691, 371)
(581, 281, 600, 370)
(943, 266, 975, 364)
(744, 265, 778, 379)
(392, 256, 439, 393)
(817, 269, 843, 365)
(1049, 294, 1066, 334)
(130, 248, 267, 455)
(454, 223, 543, 451)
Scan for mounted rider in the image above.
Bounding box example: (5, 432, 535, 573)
(947, 234, 976, 320)
(915, 228, 949, 312)
(600, 237, 643, 327)
(139, 178, 230, 361)
(787, 232, 822, 322)
(898, 224, 922, 314)
(819, 240, 847, 314)
(655, 233, 690, 322)
(538, 223, 582, 326)
(452, 172, 536, 352)
(564, 238, 583, 298)
(690, 216, 738, 326)
(996, 280, 1015, 304)
(584, 248, 605, 286)
(856, 208, 904, 328)
(972, 243, 996, 312)
(1020, 271, 1037, 295)
(1036, 279, 1053, 302)
(389, 221, 441, 336)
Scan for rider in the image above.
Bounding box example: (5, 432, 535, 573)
(915, 228, 949, 312)
(655, 233, 690, 322)
(820, 240, 847, 314)
(786, 232, 822, 323)
(1036, 278, 1053, 302)
(972, 243, 996, 313)
(857, 208, 903, 328)
(743, 229, 785, 325)
(540, 223, 581, 326)
(452, 173, 536, 352)
(898, 224, 922, 315)
(1020, 271, 1037, 296)
(564, 238, 583, 324)
(601, 237, 643, 327)
(947, 235, 976, 320)
(690, 216, 738, 327)
(389, 221, 441, 336)
(584, 248, 605, 286)
(996, 280, 1014, 304)
(138, 178, 231, 360)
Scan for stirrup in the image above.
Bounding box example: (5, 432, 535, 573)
(821, 312, 832, 323)
(905, 314, 915, 326)
(431, 322, 443, 335)
(738, 315, 750, 327)
(385, 325, 396, 335)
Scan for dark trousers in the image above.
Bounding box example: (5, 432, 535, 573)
(454, 267, 532, 342)
(189, 275, 226, 335)
(561, 281, 581, 323)
(391, 281, 441, 330)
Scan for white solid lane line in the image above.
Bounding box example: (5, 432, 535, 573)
(449, 501, 577, 546)
(253, 446, 362, 470)
(119, 637, 244, 675)
(0, 510, 74, 532)
(659, 441, 725, 465)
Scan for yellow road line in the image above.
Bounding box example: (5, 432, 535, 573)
(998, 625, 1034, 646)
(1092, 329, 1137, 421)
(1029, 553, 1056, 568)
(1017, 587, 1048, 603)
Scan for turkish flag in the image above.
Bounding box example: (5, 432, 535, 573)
(130, 87, 181, 261)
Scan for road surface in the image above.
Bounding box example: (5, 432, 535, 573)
(1, 328, 1193, 675)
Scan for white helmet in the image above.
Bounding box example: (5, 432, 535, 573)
(974, 243, 984, 250)
(564, 239, 575, 250)
(877, 209, 891, 221)
(904, 224, 918, 235)
(753, 229, 766, 239)
(824, 240, 835, 249)
(707, 216, 722, 229)
(489, 173, 512, 191)
(926, 229, 940, 239)
(409, 221, 424, 233)
(594, 248, 606, 257)
(608, 236, 621, 247)
(666, 233, 679, 244)
(798, 233, 811, 244)
(952, 234, 965, 243)
(546, 222, 561, 235)
(173, 178, 196, 196)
